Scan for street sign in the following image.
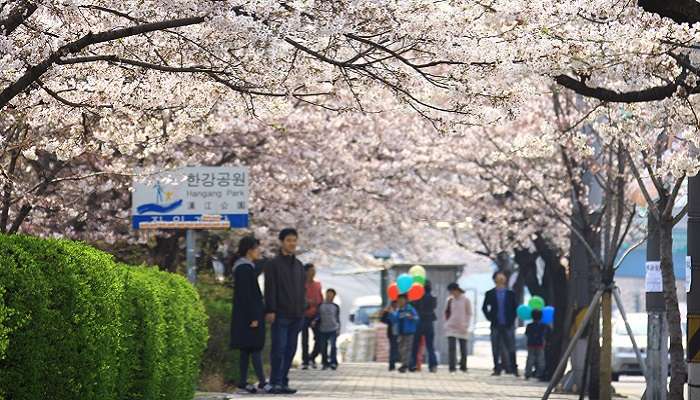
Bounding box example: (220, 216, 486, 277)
(131, 166, 249, 230)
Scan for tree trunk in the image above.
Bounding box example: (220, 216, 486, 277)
(152, 233, 183, 273)
(534, 235, 569, 380)
(588, 316, 601, 399)
(599, 290, 612, 400)
(514, 247, 543, 300)
(659, 220, 686, 399)
(588, 249, 602, 399)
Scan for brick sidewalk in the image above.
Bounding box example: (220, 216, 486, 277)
(196, 363, 584, 400)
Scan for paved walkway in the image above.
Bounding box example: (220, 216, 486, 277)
(196, 363, 588, 400)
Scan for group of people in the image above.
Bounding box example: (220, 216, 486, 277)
(380, 271, 551, 381)
(380, 281, 473, 374)
(229, 228, 340, 395)
(228, 228, 550, 395)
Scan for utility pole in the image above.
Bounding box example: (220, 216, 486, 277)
(646, 207, 668, 400)
(688, 174, 700, 399)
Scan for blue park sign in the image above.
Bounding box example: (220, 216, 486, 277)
(131, 166, 249, 230)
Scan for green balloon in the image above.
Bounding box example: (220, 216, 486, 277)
(413, 275, 426, 286)
(528, 296, 545, 310)
(409, 265, 426, 278)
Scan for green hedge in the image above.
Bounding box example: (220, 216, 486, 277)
(197, 279, 240, 388)
(0, 235, 208, 400)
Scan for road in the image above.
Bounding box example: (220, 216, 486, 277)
(470, 340, 645, 399)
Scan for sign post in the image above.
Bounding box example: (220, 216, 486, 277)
(186, 229, 197, 283)
(131, 166, 249, 282)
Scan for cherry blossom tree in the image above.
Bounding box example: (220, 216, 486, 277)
(4, 2, 700, 398)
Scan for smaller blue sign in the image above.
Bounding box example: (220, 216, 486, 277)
(132, 214, 249, 230)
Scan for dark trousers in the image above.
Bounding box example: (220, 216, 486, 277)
(301, 317, 320, 366)
(318, 331, 338, 366)
(490, 325, 516, 373)
(410, 321, 437, 369)
(398, 335, 414, 368)
(270, 317, 303, 387)
(239, 349, 265, 386)
(525, 347, 546, 378)
(448, 337, 468, 372)
(388, 335, 399, 369)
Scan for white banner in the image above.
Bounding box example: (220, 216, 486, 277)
(645, 261, 663, 293)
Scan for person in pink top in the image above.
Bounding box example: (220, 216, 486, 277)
(301, 263, 323, 369)
(444, 282, 473, 373)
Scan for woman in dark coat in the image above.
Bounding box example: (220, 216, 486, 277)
(230, 235, 267, 393)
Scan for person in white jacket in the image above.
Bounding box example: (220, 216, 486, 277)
(444, 282, 472, 372)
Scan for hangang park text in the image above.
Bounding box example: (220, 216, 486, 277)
(1, 2, 699, 400)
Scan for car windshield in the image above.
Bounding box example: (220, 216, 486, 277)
(355, 305, 381, 325)
(615, 319, 647, 336)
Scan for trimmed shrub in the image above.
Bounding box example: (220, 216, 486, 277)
(0, 235, 208, 400)
(197, 279, 239, 389)
(160, 273, 209, 399)
(118, 264, 168, 400)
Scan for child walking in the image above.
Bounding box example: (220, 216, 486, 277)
(390, 294, 419, 373)
(316, 288, 341, 370)
(525, 309, 550, 380)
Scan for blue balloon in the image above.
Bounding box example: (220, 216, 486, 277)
(517, 304, 532, 321)
(396, 273, 414, 294)
(542, 306, 555, 324)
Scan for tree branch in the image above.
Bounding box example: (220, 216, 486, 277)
(673, 203, 689, 226)
(0, 126, 25, 232)
(8, 203, 31, 234)
(0, 16, 206, 109)
(36, 78, 108, 110)
(663, 175, 686, 218)
(0, 0, 37, 36)
(625, 149, 660, 219)
(554, 73, 698, 103)
(639, 0, 700, 24)
(57, 54, 227, 74)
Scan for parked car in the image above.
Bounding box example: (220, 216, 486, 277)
(348, 295, 382, 327)
(611, 313, 647, 381)
(610, 312, 689, 381)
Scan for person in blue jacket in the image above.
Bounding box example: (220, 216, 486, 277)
(390, 294, 419, 373)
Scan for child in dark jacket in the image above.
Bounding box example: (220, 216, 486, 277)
(380, 300, 400, 371)
(389, 294, 419, 373)
(525, 309, 550, 380)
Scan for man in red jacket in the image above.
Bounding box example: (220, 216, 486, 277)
(301, 263, 323, 369)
